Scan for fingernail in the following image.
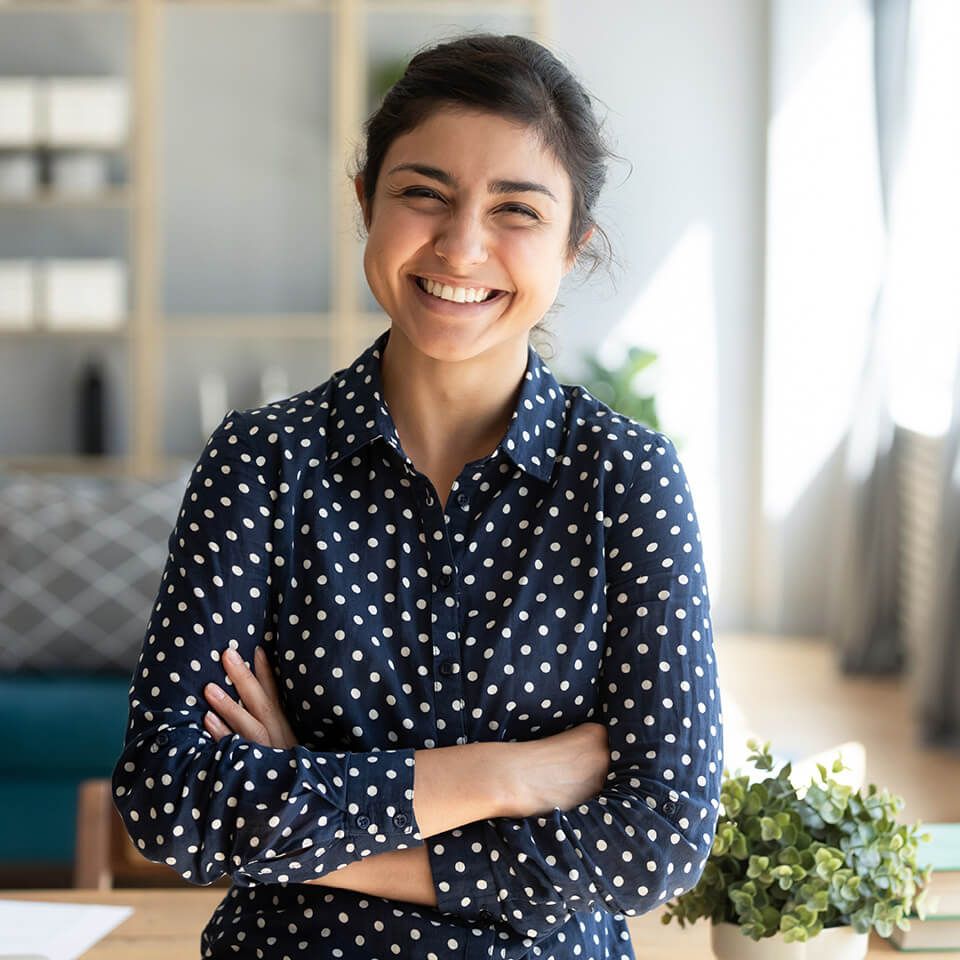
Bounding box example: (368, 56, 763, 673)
(207, 684, 225, 700)
(224, 649, 240, 665)
(255, 646, 264, 660)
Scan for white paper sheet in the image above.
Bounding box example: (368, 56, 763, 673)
(0, 899, 134, 960)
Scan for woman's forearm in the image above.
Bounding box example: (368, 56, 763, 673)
(304, 739, 519, 900)
(410, 739, 517, 837)
(306, 845, 437, 905)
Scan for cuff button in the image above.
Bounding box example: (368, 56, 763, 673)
(662, 801, 676, 815)
(356, 814, 371, 829)
(393, 813, 408, 828)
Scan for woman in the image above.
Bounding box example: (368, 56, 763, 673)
(112, 32, 723, 960)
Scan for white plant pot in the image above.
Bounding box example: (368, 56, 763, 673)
(710, 921, 869, 960)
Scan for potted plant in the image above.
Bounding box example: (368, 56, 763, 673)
(661, 738, 936, 959)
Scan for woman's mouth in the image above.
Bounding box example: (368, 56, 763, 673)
(410, 274, 510, 311)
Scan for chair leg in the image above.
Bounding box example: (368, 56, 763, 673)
(74, 779, 114, 890)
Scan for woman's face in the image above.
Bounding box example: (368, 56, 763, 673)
(356, 105, 587, 363)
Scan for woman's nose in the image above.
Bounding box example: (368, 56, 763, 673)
(433, 211, 488, 269)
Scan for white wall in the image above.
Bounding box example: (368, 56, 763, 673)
(550, 0, 769, 632)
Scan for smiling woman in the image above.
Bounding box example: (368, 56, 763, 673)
(111, 31, 723, 960)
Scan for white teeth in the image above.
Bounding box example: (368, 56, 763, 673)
(420, 277, 494, 303)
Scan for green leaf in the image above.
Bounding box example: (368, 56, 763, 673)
(761, 817, 783, 841)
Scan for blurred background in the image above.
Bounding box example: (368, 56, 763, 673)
(1, 0, 958, 894)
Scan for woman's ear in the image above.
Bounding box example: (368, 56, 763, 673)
(354, 175, 370, 229)
(563, 224, 595, 276)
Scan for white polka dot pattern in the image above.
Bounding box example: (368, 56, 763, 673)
(111, 326, 723, 960)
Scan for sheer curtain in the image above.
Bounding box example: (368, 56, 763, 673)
(826, 0, 960, 747)
(891, 0, 960, 747)
(824, 0, 911, 676)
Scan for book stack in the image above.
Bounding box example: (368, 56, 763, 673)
(888, 822, 960, 952)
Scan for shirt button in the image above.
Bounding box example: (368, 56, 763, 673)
(456, 493, 468, 507)
(393, 812, 407, 828)
(156, 731, 169, 746)
(662, 801, 676, 815)
(438, 572, 452, 587)
(439, 660, 456, 676)
(356, 814, 371, 829)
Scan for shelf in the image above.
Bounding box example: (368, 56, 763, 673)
(0, 141, 130, 151)
(164, 0, 332, 7)
(0, 1, 130, 10)
(163, 313, 333, 337)
(0, 186, 131, 207)
(0, 322, 129, 335)
(162, 312, 387, 338)
(366, 0, 536, 10)
(0, 453, 188, 476)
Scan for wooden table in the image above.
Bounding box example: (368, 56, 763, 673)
(0, 889, 950, 959)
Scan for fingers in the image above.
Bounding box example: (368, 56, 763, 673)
(203, 709, 233, 741)
(203, 648, 269, 744)
(254, 647, 300, 749)
(203, 645, 297, 749)
(223, 647, 274, 722)
(203, 680, 265, 744)
(254, 645, 281, 700)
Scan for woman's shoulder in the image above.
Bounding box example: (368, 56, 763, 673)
(557, 379, 677, 486)
(203, 378, 338, 477)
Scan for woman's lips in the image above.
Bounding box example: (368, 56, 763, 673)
(409, 274, 510, 314)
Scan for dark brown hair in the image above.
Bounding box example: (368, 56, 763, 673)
(350, 32, 623, 359)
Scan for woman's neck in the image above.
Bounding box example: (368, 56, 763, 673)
(379, 325, 528, 474)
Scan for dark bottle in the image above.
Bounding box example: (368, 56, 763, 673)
(77, 358, 106, 455)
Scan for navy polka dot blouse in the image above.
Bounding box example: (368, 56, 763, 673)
(112, 326, 723, 959)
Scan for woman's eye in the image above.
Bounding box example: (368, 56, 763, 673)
(501, 204, 539, 220)
(400, 189, 538, 220)
(403, 187, 442, 200)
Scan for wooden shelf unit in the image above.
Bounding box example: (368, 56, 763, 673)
(0, 0, 551, 474)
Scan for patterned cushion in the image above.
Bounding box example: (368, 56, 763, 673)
(0, 465, 193, 673)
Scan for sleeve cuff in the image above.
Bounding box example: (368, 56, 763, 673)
(427, 819, 503, 924)
(342, 746, 422, 844)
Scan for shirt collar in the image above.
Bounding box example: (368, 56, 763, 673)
(324, 327, 567, 484)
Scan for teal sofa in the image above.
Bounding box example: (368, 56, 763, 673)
(1, 673, 132, 867)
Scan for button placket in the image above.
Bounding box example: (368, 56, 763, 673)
(427, 481, 470, 748)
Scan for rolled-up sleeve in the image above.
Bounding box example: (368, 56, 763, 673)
(111, 409, 423, 886)
(426, 430, 723, 943)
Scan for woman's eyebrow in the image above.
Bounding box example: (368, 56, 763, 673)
(386, 162, 558, 203)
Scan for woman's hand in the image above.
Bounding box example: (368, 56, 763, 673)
(501, 721, 610, 818)
(203, 645, 299, 749)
